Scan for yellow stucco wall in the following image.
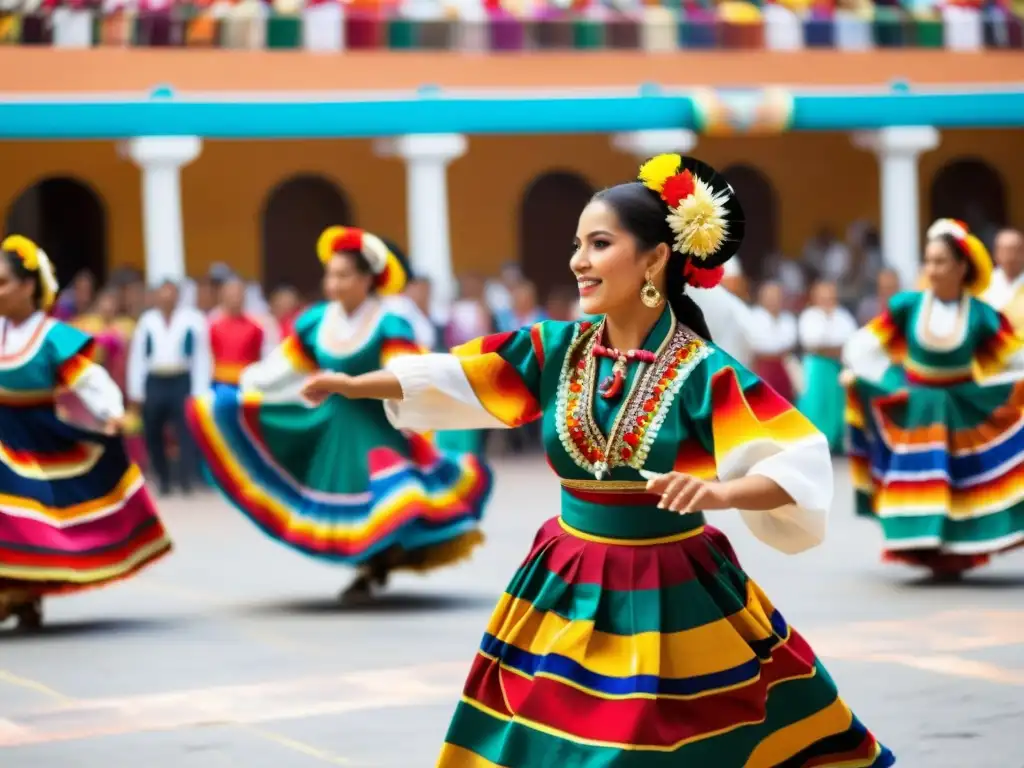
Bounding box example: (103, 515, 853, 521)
(0, 129, 1022, 282)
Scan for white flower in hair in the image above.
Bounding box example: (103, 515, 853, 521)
(666, 176, 731, 260)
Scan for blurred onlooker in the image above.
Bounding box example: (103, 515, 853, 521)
(545, 286, 581, 322)
(485, 261, 524, 318)
(747, 281, 798, 402)
(983, 228, 1024, 333)
(856, 268, 900, 325)
(445, 273, 494, 348)
(840, 221, 884, 308)
(54, 269, 96, 321)
(721, 257, 751, 303)
(269, 284, 303, 339)
(802, 226, 851, 285)
(383, 276, 439, 351)
(194, 276, 219, 315)
(127, 280, 211, 497)
(797, 280, 857, 453)
(497, 279, 545, 333)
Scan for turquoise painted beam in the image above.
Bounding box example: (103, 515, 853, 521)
(0, 88, 1021, 139)
(792, 90, 1024, 130)
(0, 94, 697, 139)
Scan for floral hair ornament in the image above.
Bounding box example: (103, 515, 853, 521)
(315, 226, 407, 296)
(926, 218, 992, 297)
(1, 234, 59, 311)
(637, 154, 745, 289)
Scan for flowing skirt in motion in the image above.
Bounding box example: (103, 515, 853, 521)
(847, 373, 1024, 574)
(437, 517, 894, 767)
(186, 387, 492, 572)
(0, 405, 171, 610)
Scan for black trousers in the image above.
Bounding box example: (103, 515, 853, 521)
(142, 372, 197, 494)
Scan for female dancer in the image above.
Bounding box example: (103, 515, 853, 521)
(844, 219, 1024, 578)
(186, 227, 492, 603)
(302, 156, 893, 766)
(0, 235, 172, 629)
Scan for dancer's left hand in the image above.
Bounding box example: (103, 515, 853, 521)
(103, 415, 124, 435)
(642, 471, 732, 514)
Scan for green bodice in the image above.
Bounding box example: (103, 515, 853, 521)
(888, 291, 1006, 383)
(262, 303, 418, 490)
(0, 320, 90, 401)
(495, 308, 754, 541)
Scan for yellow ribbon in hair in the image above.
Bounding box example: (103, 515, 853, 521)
(2, 234, 40, 271)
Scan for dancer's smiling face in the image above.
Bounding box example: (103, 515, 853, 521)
(323, 251, 374, 313)
(569, 198, 669, 318)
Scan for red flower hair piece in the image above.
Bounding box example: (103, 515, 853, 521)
(332, 229, 363, 253)
(660, 171, 696, 208)
(683, 260, 725, 289)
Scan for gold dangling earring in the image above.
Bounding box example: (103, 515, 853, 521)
(640, 272, 663, 309)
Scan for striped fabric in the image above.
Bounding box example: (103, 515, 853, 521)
(185, 304, 493, 572)
(0, 322, 171, 596)
(437, 517, 893, 767)
(846, 292, 1024, 571)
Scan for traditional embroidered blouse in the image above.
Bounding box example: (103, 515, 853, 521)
(0, 312, 124, 422)
(843, 290, 1024, 386)
(240, 298, 420, 400)
(384, 307, 833, 554)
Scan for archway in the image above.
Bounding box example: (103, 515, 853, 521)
(5, 177, 108, 288)
(519, 170, 595, 300)
(261, 174, 354, 300)
(930, 158, 1007, 251)
(722, 164, 779, 284)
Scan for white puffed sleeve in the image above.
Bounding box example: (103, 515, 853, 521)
(694, 360, 832, 554)
(384, 325, 546, 433)
(66, 364, 125, 422)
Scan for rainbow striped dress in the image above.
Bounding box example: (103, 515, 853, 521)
(385, 307, 893, 767)
(0, 313, 171, 604)
(845, 290, 1024, 573)
(186, 299, 491, 572)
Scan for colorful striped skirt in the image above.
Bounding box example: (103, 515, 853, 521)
(0, 405, 172, 599)
(847, 375, 1024, 574)
(186, 388, 492, 572)
(437, 514, 893, 767)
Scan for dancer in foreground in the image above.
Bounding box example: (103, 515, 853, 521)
(0, 235, 172, 629)
(302, 156, 894, 766)
(187, 227, 492, 603)
(844, 219, 1024, 578)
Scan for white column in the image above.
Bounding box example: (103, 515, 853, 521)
(375, 133, 467, 316)
(611, 129, 698, 159)
(853, 126, 940, 291)
(124, 136, 203, 285)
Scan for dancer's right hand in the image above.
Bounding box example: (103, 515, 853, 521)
(839, 369, 856, 387)
(300, 372, 350, 404)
